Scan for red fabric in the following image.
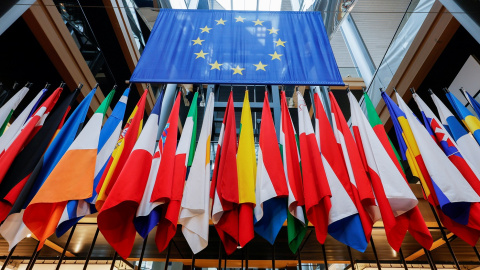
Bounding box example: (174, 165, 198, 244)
(210, 92, 240, 255)
(314, 93, 372, 242)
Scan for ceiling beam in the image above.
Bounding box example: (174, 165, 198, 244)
(405, 232, 455, 261)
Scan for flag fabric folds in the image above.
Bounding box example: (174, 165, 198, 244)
(95, 91, 147, 211)
(463, 89, 480, 118)
(237, 90, 256, 247)
(0, 88, 47, 151)
(179, 92, 215, 254)
(350, 91, 432, 251)
(327, 91, 379, 242)
(210, 92, 240, 255)
(254, 91, 288, 245)
(314, 92, 368, 252)
(130, 10, 343, 85)
(55, 89, 117, 237)
(1, 87, 94, 250)
(280, 91, 307, 254)
(97, 91, 159, 259)
(296, 91, 331, 245)
(382, 91, 480, 246)
(151, 91, 198, 253)
(0, 86, 29, 138)
(430, 92, 480, 175)
(23, 87, 111, 247)
(446, 91, 480, 144)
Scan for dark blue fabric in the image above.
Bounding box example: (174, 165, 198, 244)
(130, 9, 343, 85)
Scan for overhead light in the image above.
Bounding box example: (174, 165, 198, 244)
(27, 234, 31, 238)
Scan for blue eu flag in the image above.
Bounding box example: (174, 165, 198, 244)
(130, 9, 343, 85)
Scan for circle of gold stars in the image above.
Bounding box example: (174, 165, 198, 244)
(192, 15, 286, 75)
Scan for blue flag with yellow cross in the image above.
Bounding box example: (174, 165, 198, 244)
(130, 9, 343, 85)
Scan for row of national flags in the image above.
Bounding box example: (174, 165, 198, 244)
(2, 84, 480, 259)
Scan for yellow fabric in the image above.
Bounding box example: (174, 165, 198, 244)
(465, 115, 480, 134)
(398, 117, 430, 198)
(237, 91, 256, 205)
(95, 105, 139, 211)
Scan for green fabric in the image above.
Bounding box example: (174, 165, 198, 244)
(187, 92, 198, 167)
(363, 92, 405, 172)
(287, 206, 307, 254)
(96, 89, 115, 115)
(0, 110, 14, 136)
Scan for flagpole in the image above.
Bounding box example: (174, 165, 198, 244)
(321, 244, 328, 269)
(83, 228, 100, 270)
(27, 245, 41, 270)
(191, 254, 195, 270)
(423, 248, 437, 270)
(164, 242, 171, 270)
(347, 246, 355, 270)
(1, 245, 16, 270)
(110, 252, 118, 270)
(25, 241, 40, 270)
(297, 250, 302, 270)
(218, 241, 222, 270)
(398, 248, 408, 270)
(370, 236, 381, 270)
(473, 246, 480, 262)
(137, 235, 149, 270)
(272, 244, 276, 270)
(245, 244, 249, 270)
(56, 224, 77, 270)
(223, 252, 227, 270)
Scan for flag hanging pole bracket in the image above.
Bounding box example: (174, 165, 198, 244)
(112, 85, 117, 91)
(12, 82, 18, 90)
(443, 87, 450, 93)
(94, 83, 99, 89)
(77, 83, 84, 90)
(409, 87, 416, 94)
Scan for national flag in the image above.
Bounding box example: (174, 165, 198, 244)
(446, 91, 480, 144)
(363, 92, 405, 173)
(23, 87, 111, 247)
(382, 91, 480, 246)
(97, 91, 162, 259)
(0, 87, 63, 184)
(236, 90, 256, 247)
(296, 91, 331, 244)
(179, 92, 215, 254)
(0, 86, 29, 136)
(327, 91, 379, 241)
(280, 91, 307, 254)
(0, 88, 47, 147)
(313, 92, 368, 252)
(430, 92, 480, 176)
(463, 89, 480, 118)
(210, 92, 239, 255)
(0, 87, 95, 250)
(151, 91, 198, 253)
(133, 90, 166, 239)
(350, 91, 432, 251)
(413, 93, 480, 196)
(253, 91, 288, 245)
(55, 88, 121, 237)
(95, 91, 148, 211)
(0, 89, 79, 224)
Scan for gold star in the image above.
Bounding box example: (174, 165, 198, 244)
(192, 37, 204, 45)
(231, 65, 245, 75)
(269, 51, 282, 60)
(235, 16, 246, 22)
(209, 61, 223, 70)
(194, 50, 208, 59)
(252, 19, 264, 26)
(267, 27, 279, 34)
(253, 61, 267, 71)
(200, 25, 212, 33)
(215, 18, 227, 25)
(274, 38, 286, 47)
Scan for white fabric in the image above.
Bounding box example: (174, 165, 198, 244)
(179, 94, 214, 254)
(0, 87, 29, 132)
(253, 147, 279, 222)
(0, 210, 32, 250)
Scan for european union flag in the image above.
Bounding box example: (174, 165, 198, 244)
(130, 9, 343, 85)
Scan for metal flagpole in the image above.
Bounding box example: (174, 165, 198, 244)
(297, 250, 302, 270)
(398, 248, 408, 270)
(423, 248, 437, 270)
(27, 246, 41, 270)
(164, 242, 171, 270)
(370, 236, 382, 270)
(223, 252, 227, 270)
(473, 246, 480, 262)
(272, 244, 276, 270)
(56, 224, 77, 270)
(191, 254, 195, 270)
(321, 244, 328, 270)
(83, 228, 100, 270)
(218, 241, 222, 270)
(137, 235, 149, 270)
(110, 252, 118, 270)
(347, 246, 355, 270)
(1, 245, 16, 270)
(26, 241, 40, 270)
(245, 244, 249, 270)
